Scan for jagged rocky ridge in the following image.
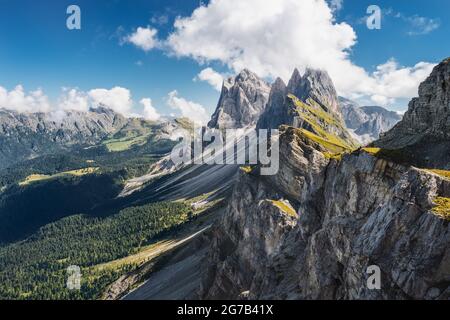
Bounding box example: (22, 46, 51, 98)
(208, 69, 271, 129)
(375, 58, 450, 168)
(0, 107, 128, 169)
(339, 97, 402, 144)
(257, 68, 358, 150)
(199, 58, 450, 300)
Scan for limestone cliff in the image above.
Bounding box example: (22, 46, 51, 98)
(375, 58, 450, 168)
(208, 69, 271, 129)
(200, 58, 450, 300)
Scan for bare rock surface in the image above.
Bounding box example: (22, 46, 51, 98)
(339, 97, 401, 144)
(208, 69, 271, 129)
(375, 58, 450, 168)
(200, 128, 450, 300)
(200, 58, 450, 300)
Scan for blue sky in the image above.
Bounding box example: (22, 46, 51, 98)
(0, 0, 448, 120)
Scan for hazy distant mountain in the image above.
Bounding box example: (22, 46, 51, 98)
(0, 107, 128, 169)
(339, 97, 402, 144)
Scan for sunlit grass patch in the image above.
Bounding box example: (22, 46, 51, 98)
(240, 166, 254, 174)
(362, 147, 382, 156)
(425, 169, 450, 180)
(103, 132, 151, 152)
(270, 200, 298, 218)
(431, 197, 450, 220)
(299, 129, 350, 154)
(19, 167, 99, 186)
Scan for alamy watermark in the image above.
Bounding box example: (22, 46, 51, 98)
(366, 265, 381, 290)
(66, 265, 81, 290)
(366, 5, 381, 30)
(66, 5, 81, 30)
(170, 126, 280, 176)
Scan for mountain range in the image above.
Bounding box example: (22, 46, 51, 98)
(339, 97, 402, 144)
(0, 58, 449, 300)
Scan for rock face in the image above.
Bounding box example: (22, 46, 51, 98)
(200, 127, 450, 300)
(295, 68, 341, 115)
(339, 97, 401, 144)
(257, 68, 357, 148)
(0, 107, 127, 168)
(375, 58, 450, 167)
(258, 68, 344, 130)
(256, 77, 290, 130)
(200, 58, 450, 300)
(208, 69, 271, 129)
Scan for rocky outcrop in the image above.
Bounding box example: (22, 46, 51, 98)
(257, 69, 357, 148)
(339, 97, 401, 144)
(200, 58, 450, 300)
(208, 69, 271, 129)
(375, 58, 450, 168)
(256, 77, 290, 130)
(295, 68, 341, 116)
(0, 107, 127, 168)
(200, 127, 450, 300)
(258, 68, 345, 131)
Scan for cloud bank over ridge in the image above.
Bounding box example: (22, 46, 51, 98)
(126, 0, 436, 107)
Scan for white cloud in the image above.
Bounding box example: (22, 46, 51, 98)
(328, 0, 343, 12)
(159, 0, 434, 107)
(125, 26, 160, 51)
(140, 98, 161, 121)
(394, 13, 441, 35)
(370, 95, 394, 107)
(0, 85, 166, 120)
(57, 87, 134, 116)
(166, 90, 209, 125)
(195, 68, 224, 91)
(58, 88, 89, 112)
(0, 85, 51, 113)
(368, 59, 435, 104)
(88, 87, 133, 115)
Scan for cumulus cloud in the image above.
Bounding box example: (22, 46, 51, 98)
(138, 0, 434, 107)
(195, 68, 224, 91)
(368, 59, 435, 104)
(57, 87, 134, 116)
(124, 26, 160, 51)
(166, 0, 356, 81)
(58, 88, 90, 112)
(166, 90, 209, 125)
(88, 87, 133, 115)
(0, 85, 51, 113)
(140, 98, 161, 121)
(0, 85, 148, 117)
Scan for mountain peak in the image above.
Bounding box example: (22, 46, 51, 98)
(208, 69, 271, 129)
(236, 68, 258, 78)
(339, 96, 401, 144)
(284, 67, 341, 116)
(273, 77, 287, 90)
(301, 68, 340, 115)
(286, 68, 302, 97)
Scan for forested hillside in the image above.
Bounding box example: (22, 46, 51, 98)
(0, 201, 193, 300)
